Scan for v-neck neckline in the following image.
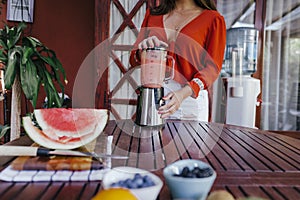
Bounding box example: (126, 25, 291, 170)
(162, 9, 207, 43)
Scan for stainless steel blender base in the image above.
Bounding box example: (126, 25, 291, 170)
(135, 87, 165, 126)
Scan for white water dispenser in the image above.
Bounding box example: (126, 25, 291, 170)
(223, 27, 260, 128)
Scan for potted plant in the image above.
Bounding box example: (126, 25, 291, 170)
(0, 22, 67, 140)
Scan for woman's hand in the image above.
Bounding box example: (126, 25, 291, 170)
(158, 85, 193, 119)
(158, 90, 184, 118)
(138, 36, 168, 49)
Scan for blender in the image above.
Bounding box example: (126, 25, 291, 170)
(135, 47, 174, 126)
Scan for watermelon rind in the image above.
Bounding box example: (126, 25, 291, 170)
(22, 109, 108, 149)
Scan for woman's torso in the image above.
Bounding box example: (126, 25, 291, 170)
(144, 9, 223, 83)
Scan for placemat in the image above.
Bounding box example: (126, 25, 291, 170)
(0, 165, 110, 182)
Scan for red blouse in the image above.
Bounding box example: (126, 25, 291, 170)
(130, 9, 226, 98)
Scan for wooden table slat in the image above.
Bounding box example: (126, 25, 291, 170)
(275, 186, 300, 200)
(258, 186, 286, 200)
(229, 128, 299, 172)
(195, 124, 252, 171)
(158, 124, 183, 165)
(184, 122, 229, 171)
(1, 182, 28, 200)
(203, 123, 265, 172)
(54, 182, 88, 200)
(240, 186, 273, 200)
(225, 186, 247, 199)
(213, 127, 270, 171)
(135, 126, 156, 169)
(79, 182, 101, 200)
(264, 132, 300, 151)
(152, 128, 168, 169)
(0, 182, 14, 196)
(16, 182, 50, 200)
(39, 182, 64, 200)
(246, 129, 300, 153)
(111, 121, 130, 167)
(231, 129, 300, 171)
(166, 123, 192, 160)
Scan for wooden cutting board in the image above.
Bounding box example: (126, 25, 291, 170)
(10, 142, 105, 171)
(11, 155, 105, 171)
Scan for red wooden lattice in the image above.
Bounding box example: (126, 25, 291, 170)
(95, 0, 158, 120)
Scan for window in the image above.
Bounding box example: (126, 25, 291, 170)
(261, 0, 300, 131)
(7, 0, 34, 23)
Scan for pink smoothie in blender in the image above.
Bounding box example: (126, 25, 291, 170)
(140, 47, 174, 88)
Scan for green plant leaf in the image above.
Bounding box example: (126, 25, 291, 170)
(0, 125, 10, 139)
(0, 50, 7, 63)
(39, 50, 57, 67)
(20, 58, 40, 108)
(36, 61, 63, 108)
(0, 38, 8, 51)
(21, 46, 34, 64)
(23, 37, 67, 96)
(7, 23, 26, 49)
(4, 48, 19, 89)
(43, 71, 63, 108)
(22, 36, 42, 48)
(38, 48, 67, 88)
(0, 26, 9, 50)
(17, 22, 27, 34)
(7, 27, 17, 49)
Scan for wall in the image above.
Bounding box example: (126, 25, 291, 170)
(0, 0, 95, 117)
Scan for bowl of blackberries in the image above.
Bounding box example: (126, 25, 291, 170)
(102, 166, 163, 200)
(163, 159, 216, 200)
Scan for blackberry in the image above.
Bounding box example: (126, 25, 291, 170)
(173, 166, 213, 178)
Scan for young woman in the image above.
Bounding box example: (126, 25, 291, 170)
(130, 0, 226, 121)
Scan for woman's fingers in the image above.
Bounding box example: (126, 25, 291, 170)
(160, 104, 177, 118)
(152, 36, 168, 47)
(159, 93, 174, 111)
(158, 90, 187, 118)
(138, 36, 168, 49)
(159, 101, 174, 113)
(138, 39, 148, 49)
(162, 92, 173, 101)
(158, 92, 181, 118)
(147, 37, 155, 48)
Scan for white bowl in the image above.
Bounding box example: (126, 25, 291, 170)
(102, 166, 163, 200)
(163, 159, 217, 200)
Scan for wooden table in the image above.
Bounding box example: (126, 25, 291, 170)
(0, 120, 299, 200)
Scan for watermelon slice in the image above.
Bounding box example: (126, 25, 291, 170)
(23, 108, 108, 149)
